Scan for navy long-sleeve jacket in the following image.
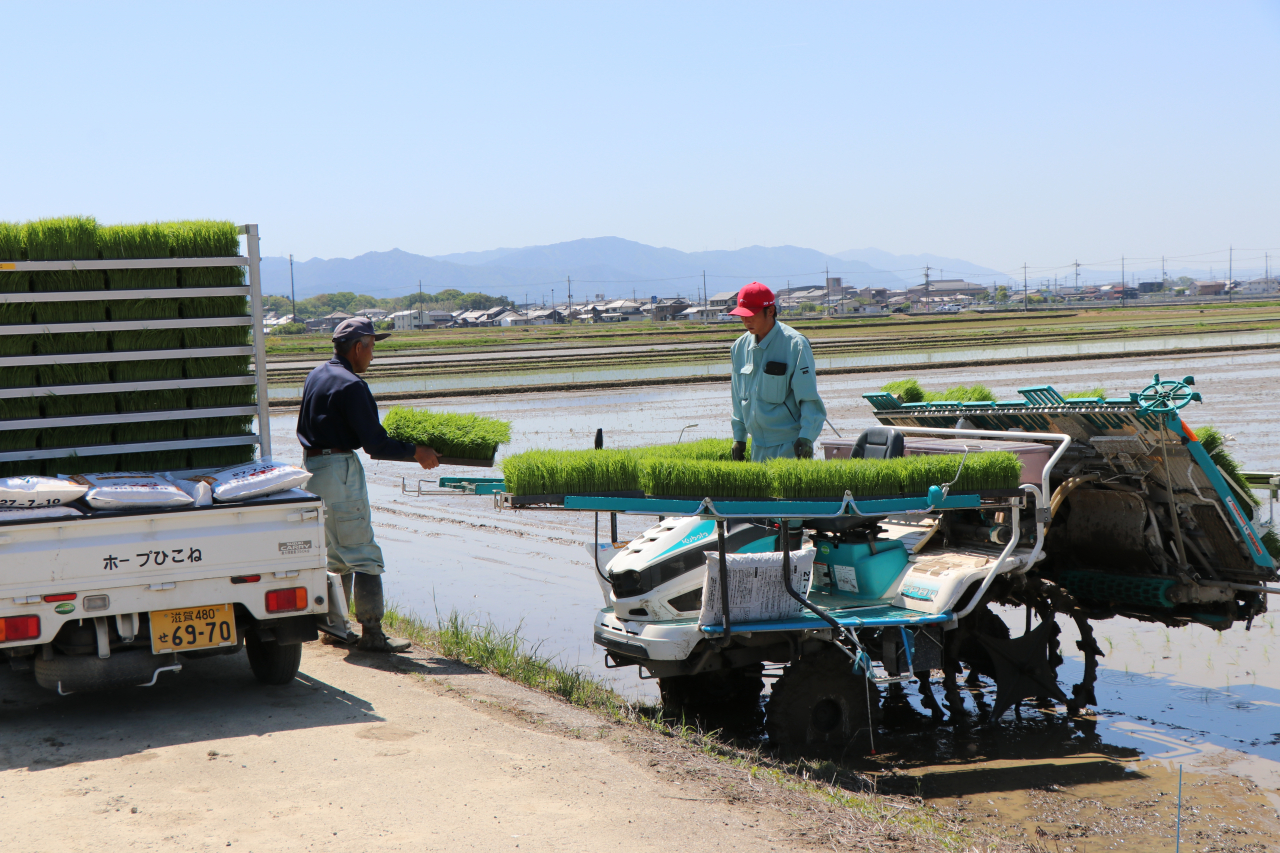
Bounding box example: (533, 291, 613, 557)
(296, 355, 415, 461)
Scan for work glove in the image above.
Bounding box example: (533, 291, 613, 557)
(731, 441, 747, 462)
(794, 437, 814, 459)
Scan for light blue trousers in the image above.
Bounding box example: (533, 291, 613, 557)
(303, 452, 385, 576)
(750, 440, 798, 462)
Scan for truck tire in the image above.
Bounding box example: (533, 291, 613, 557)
(245, 635, 302, 685)
(34, 650, 179, 694)
(766, 644, 880, 753)
(658, 664, 764, 728)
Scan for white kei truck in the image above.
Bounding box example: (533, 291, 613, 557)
(0, 225, 352, 694)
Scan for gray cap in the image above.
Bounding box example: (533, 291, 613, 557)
(332, 316, 390, 343)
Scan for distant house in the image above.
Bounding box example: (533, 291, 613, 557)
(391, 309, 454, 330)
(361, 308, 389, 320)
(907, 280, 987, 299)
(496, 311, 530, 327)
(1238, 277, 1279, 295)
(857, 287, 889, 303)
(678, 306, 718, 322)
(305, 310, 353, 332)
(1193, 280, 1228, 296)
(527, 308, 562, 325)
(644, 298, 689, 321)
(709, 291, 739, 311)
(603, 300, 645, 321)
(1138, 281, 1164, 294)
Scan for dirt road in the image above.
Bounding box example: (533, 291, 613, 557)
(0, 644, 800, 853)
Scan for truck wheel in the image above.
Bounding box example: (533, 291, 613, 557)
(766, 644, 880, 753)
(659, 664, 764, 728)
(245, 635, 302, 685)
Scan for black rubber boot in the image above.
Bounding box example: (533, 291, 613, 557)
(353, 573, 411, 653)
(321, 572, 358, 645)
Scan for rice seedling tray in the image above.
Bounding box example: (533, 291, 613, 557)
(561, 492, 985, 517)
(436, 454, 498, 468)
(503, 490, 646, 508)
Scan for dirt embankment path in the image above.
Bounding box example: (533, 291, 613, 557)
(0, 644, 814, 853)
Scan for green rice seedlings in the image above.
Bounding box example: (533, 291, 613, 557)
(1196, 425, 1259, 507)
(767, 452, 1022, 499)
(186, 416, 254, 439)
(501, 449, 641, 496)
(0, 426, 39, 453)
(38, 360, 110, 388)
(40, 391, 115, 455)
(1065, 387, 1108, 399)
(99, 223, 178, 290)
(0, 460, 44, 478)
(768, 457, 903, 500)
(0, 221, 29, 297)
(40, 424, 115, 450)
(167, 220, 243, 290)
(118, 450, 191, 472)
(383, 407, 512, 460)
(189, 444, 254, 469)
(184, 353, 251, 379)
(189, 383, 255, 409)
(878, 378, 996, 404)
(0, 334, 34, 357)
(35, 331, 110, 354)
(182, 324, 251, 350)
(111, 357, 185, 382)
(0, 221, 31, 320)
(1263, 527, 1280, 560)
(26, 216, 104, 294)
(881, 378, 926, 403)
(628, 438, 738, 462)
(640, 458, 773, 499)
(46, 453, 118, 476)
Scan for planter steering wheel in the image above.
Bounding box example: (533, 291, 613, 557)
(1132, 373, 1201, 415)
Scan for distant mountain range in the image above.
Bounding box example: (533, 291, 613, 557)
(260, 237, 929, 303)
(265, 237, 1181, 303)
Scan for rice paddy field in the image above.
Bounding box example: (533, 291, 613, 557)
(0, 217, 255, 476)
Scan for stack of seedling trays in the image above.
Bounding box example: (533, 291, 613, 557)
(0, 217, 268, 478)
(495, 441, 1025, 509)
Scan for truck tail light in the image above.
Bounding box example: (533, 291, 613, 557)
(0, 615, 40, 643)
(265, 587, 307, 614)
(231, 575, 262, 584)
(43, 593, 77, 602)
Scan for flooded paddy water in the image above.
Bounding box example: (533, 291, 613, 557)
(269, 348, 1280, 848)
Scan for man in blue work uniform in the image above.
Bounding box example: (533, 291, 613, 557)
(297, 317, 440, 653)
(727, 282, 827, 462)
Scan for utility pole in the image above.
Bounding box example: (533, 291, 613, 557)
(1229, 245, 1233, 283)
(1074, 260, 1080, 296)
(566, 276, 572, 324)
(825, 265, 830, 316)
(1023, 263, 1028, 311)
(702, 270, 706, 323)
(288, 253, 296, 322)
(1162, 255, 1167, 281)
(923, 266, 930, 313)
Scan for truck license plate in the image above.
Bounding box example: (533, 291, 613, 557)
(150, 604, 237, 654)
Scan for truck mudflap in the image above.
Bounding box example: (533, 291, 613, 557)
(315, 571, 358, 643)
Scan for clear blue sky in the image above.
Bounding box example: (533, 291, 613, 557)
(2, 1, 1276, 274)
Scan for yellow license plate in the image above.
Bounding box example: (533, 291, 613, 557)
(150, 604, 237, 653)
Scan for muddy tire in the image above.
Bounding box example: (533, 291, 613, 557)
(245, 636, 302, 686)
(659, 664, 764, 727)
(766, 644, 880, 753)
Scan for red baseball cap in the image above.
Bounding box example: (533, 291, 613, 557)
(728, 282, 775, 317)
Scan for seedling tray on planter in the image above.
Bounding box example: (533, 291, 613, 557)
(502, 489, 646, 508)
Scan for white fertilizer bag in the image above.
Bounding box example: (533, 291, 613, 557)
(698, 547, 816, 629)
(163, 473, 213, 507)
(195, 460, 312, 503)
(0, 505, 82, 521)
(71, 473, 194, 510)
(0, 475, 88, 509)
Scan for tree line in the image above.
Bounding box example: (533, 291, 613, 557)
(264, 289, 515, 321)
